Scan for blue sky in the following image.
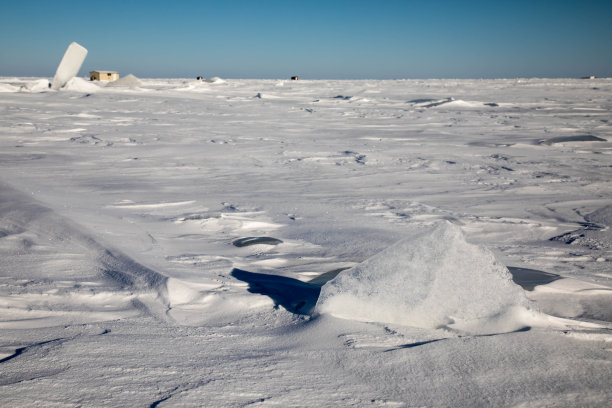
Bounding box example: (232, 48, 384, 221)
(1, 0, 611, 79)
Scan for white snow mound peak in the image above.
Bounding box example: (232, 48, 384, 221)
(315, 221, 531, 332)
(63, 77, 100, 93)
(105, 74, 142, 87)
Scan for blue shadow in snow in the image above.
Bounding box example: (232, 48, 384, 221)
(231, 268, 322, 315)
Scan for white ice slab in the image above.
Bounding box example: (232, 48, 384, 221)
(50, 42, 88, 90)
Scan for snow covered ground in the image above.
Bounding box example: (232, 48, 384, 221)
(1, 76, 611, 407)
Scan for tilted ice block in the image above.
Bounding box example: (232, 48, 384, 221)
(51, 42, 88, 90)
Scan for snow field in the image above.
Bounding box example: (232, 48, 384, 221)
(0, 77, 611, 406)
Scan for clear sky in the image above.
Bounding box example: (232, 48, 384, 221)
(1, 0, 611, 79)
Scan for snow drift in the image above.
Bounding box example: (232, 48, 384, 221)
(63, 77, 100, 93)
(315, 221, 532, 333)
(105, 74, 142, 88)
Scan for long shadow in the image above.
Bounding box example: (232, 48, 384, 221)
(507, 266, 560, 291)
(384, 326, 531, 352)
(0, 338, 64, 364)
(231, 269, 321, 315)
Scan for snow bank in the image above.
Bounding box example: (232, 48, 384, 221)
(105, 74, 142, 88)
(315, 221, 532, 333)
(62, 77, 100, 93)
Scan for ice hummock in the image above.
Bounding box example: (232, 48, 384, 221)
(315, 221, 532, 333)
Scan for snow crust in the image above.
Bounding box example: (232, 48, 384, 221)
(316, 221, 531, 332)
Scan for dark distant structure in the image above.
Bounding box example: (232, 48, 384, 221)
(291, 76, 299, 80)
(580, 75, 596, 79)
(196, 76, 203, 81)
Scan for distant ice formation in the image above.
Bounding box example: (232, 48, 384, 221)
(63, 77, 100, 93)
(315, 221, 532, 333)
(105, 74, 142, 88)
(51, 42, 88, 90)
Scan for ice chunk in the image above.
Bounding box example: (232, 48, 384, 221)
(104, 74, 142, 88)
(315, 221, 531, 333)
(51, 42, 88, 90)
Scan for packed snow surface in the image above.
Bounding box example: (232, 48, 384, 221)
(0, 77, 611, 407)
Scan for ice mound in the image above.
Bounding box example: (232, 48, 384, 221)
(105, 74, 142, 88)
(63, 77, 100, 93)
(315, 221, 532, 333)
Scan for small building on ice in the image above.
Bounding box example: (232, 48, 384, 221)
(89, 71, 120, 81)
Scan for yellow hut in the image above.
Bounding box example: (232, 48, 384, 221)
(89, 71, 120, 81)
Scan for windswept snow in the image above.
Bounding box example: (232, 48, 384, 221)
(0, 77, 611, 407)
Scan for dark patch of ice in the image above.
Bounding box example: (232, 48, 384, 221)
(232, 237, 283, 247)
(538, 135, 606, 145)
(407, 98, 436, 104)
(409, 97, 455, 108)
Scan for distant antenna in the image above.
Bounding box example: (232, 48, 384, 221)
(51, 42, 88, 90)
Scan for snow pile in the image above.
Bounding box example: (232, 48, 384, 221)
(105, 74, 142, 88)
(316, 221, 532, 333)
(62, 77, 100, 93)
(23, 79, 51, 92)
(0, 83, 20, 92)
